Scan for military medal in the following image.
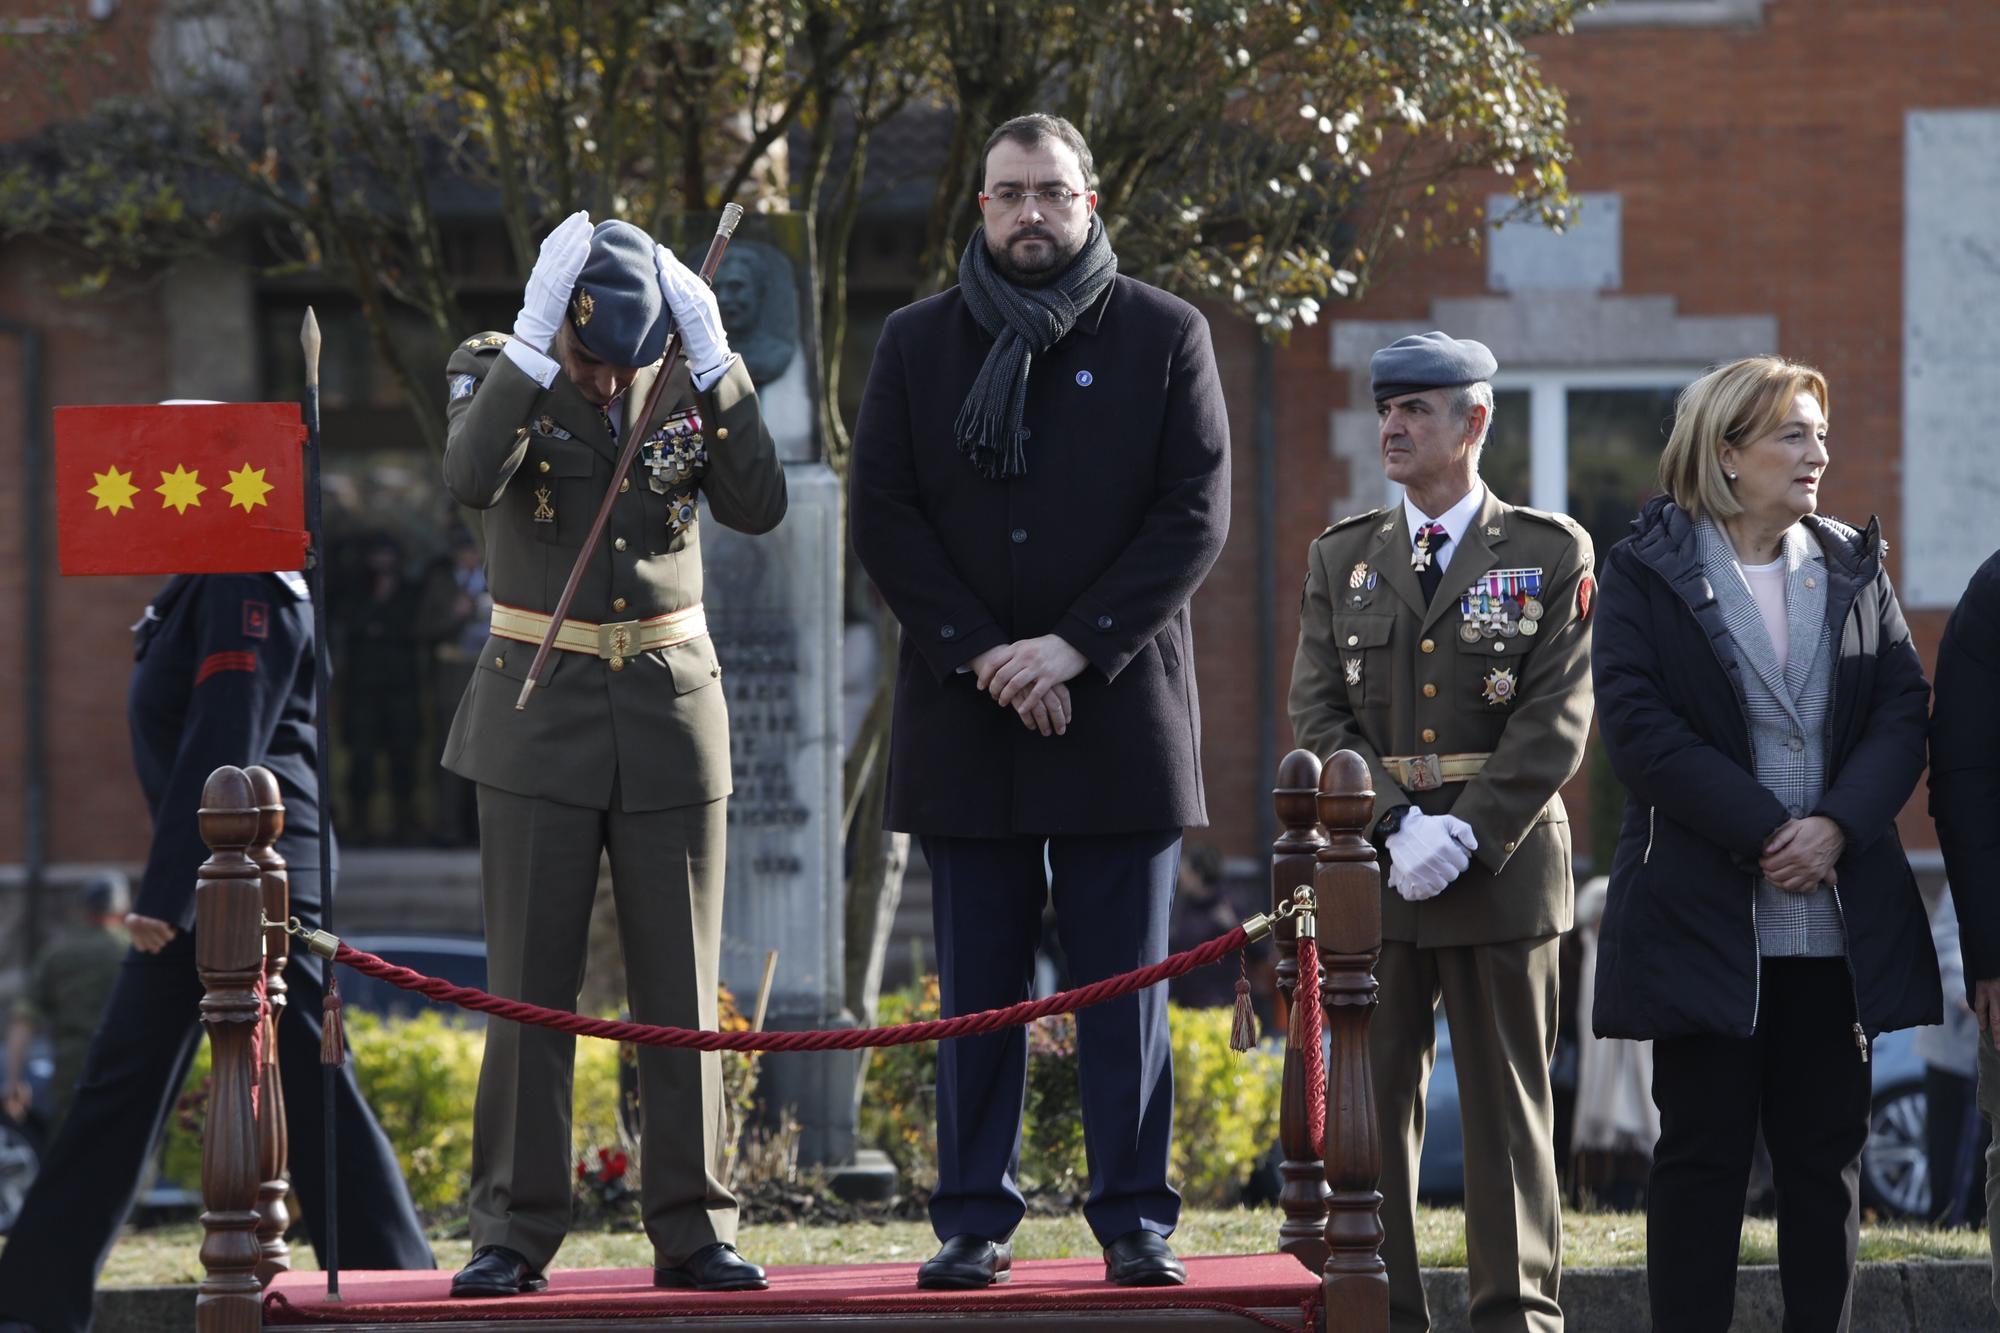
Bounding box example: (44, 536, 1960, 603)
(644, 408, 707, 495)
(667, 492, 699, 535)
(1481, 665, 1518, 706)
(1343, 657, 1362, 687)
(532, 485, 556, 524)
(1459, 620, 1483, 644)
(1519, 617, 1540, 637)
(1523, 596, 1545, 620)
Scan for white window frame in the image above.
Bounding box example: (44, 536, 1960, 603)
(1487, 366, 1705, 513)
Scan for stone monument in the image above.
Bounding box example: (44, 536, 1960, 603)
(666, 212, 853, 1165)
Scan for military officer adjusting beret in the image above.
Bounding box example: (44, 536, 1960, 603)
(570, 219, 671, 368)
(1370, 330, 1499, 403)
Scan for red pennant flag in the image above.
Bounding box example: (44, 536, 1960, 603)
(55, 403, 310, 576)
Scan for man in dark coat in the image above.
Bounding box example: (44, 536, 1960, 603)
(0, 573, 432, 1333)
(1931, 548, 2000, 1307)
(850, 113, 1229, 1291)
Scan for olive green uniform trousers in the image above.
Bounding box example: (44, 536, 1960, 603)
(468, 785, 735, 1268)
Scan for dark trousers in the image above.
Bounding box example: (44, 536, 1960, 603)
(1648, 957, 1872, 1333)
(0, 884, 433, 1333)
(922, 830, 1183, 1247)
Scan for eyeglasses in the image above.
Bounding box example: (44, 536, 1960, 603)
(979, 186, 1084, 214)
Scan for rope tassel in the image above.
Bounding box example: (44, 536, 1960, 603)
(1230, 955, 1257, 1053)
(321, 974, 346, 1067)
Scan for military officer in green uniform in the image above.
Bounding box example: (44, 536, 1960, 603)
(1288, 332, 1594, 1333)
(440, 213, 786, 1297)
(3, 875, 129, 1134)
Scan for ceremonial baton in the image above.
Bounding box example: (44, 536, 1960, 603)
(515, 203, 744, 711)
(300, 309, 343, 1300)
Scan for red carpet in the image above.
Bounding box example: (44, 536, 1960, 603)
(263, 1254, 1320, 1328)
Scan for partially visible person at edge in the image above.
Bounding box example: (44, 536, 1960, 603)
(3, 874, 128, 1136)
(0, 573, 434, 1333)
(1590, 355, 1938, 1332)
(851, 112, 1231, 1292)
(1931, 543, 2000, 1315)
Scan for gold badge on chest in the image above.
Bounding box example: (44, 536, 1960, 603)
(1481, 665, 1518, 707)
(532, 485, 556, 524)
(1343, 656, 1362, 688)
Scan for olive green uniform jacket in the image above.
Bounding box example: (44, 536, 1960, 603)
(439, 334, 786, 812)
(1288, 490, 1595, 946)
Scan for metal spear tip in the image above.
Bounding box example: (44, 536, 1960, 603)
(301, 307, 322, 389)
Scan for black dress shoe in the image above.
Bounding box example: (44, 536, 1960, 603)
(450, 1244, 547, 1297)
(917, 1234, 1012, 1290)
(1102, 1230, 1186, 1287)
(654, 1241, 769, 1292)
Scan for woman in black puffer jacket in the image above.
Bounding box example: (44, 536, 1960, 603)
(1590, 356, 1937, 1332)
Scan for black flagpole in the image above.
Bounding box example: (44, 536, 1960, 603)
(301, 309, 342, 1300)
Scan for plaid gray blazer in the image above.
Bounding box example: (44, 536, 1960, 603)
(1696, 516, 1843, 958)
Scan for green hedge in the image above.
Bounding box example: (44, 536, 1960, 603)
(860, 978, 1284, 1207)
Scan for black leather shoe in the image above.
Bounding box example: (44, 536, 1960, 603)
(1103, 1230, 1186, 1286)
(450, 1245, 547, 1297)
(654, 1241, 769, 1292)
(917, 1234, 1012, 1290)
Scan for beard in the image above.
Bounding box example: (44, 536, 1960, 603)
(986, 225, 1082, 287)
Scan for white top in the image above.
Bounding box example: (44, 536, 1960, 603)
(1740, 555, 1789, 668)
(1402, 483, 1486, 571)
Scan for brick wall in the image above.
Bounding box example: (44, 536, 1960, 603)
(1189, 0, 2000, 859)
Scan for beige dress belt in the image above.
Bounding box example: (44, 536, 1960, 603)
(1380, 752, 1490, 793)
(489, 601, 708, 660)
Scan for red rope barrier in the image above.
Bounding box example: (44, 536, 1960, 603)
(1294, 937, 1325, 1158)
(330, 925, 1252, 1052)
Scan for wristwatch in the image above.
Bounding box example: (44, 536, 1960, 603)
(1373, 804, 1414, 843)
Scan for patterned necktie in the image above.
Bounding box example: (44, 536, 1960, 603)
(1413, 522, 1448, 602)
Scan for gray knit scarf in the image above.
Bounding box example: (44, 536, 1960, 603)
(953, 213, 1118, 479)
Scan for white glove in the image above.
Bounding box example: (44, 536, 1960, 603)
(1385, 809, 1478, 902)
(501, 210, 593, 388)
(655, 243, 733, 390)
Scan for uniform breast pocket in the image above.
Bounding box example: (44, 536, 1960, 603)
(1334, 614, 1395, 705)
(1456, 629, 1535, 712)
(522, 444, 597, 547)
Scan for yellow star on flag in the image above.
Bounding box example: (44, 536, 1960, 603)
(88, 466, 138, 515)
(156, 465, 205, 514)
(223, 463, 274, 512)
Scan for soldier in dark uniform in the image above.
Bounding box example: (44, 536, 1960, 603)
(0, 573, 432, 1333)
(439, 214, 785, 1297)
(3, 875, 128, 1136)
(1289, 333, 1595, 1333)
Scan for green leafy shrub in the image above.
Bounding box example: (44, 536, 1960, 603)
(859, 979, 1285, 1208)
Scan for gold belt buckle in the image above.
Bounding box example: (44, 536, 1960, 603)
(1406, 754, 1443, 792)
(596, 619, 639, 660)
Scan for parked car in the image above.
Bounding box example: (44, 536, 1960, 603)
(335, 933, 487, 1024)
(1414, 1015, 1933, 1219)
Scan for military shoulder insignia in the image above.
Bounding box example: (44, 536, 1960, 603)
(448, 373, 478, 402)
(242, 601, 270, 639)
(1481, 665, 1518, 707)
(460, 332, 511, 351)
(1314, 508, 1383, 543)
(1578, 573, 1595, 621)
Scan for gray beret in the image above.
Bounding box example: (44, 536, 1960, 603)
(570, 220, 671, 368)
(1370, 330, 1498, 403)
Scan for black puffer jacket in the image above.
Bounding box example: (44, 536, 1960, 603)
(1591, 496, 1939, 1041)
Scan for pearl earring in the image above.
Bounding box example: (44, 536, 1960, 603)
(1728, 471, 1738, 481)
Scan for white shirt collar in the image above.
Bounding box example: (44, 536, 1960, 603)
(1402, 482, 1485, 557)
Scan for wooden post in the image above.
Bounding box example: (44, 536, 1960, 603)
(246, 765, 292, 1283)
(195, 766, 267, 1333)
(1316, 750, 1388, 1330)
(1273, 749, 1330, 1270)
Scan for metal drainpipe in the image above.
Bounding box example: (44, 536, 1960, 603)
(0, 318, 47, 957)
(1253, 335, 1277, 861)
